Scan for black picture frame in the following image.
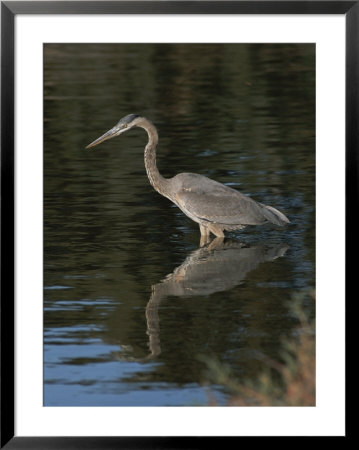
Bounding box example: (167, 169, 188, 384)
(1, 1, 353, 447)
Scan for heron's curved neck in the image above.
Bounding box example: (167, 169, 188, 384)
(138, 118, 170, 198)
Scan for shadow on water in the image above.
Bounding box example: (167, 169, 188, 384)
(146, 239, 289, 358)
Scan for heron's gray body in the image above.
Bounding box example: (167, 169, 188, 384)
(170, 172, 288, 233)
(86, 114, 289, 244)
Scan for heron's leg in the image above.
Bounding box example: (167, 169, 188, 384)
(208, 224, 225, 238)
(200, 235, 210, 247)
(199, 224, 210, 247)
(199, 224, 209, 236)
(207, 237, 224, 250)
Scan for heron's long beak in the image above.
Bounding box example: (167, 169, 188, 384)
(86, 125, 120, 149)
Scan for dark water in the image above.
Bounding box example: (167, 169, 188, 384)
(44, 44, 315, 406)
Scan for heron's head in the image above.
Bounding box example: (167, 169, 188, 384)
(86, 114, 141, 149)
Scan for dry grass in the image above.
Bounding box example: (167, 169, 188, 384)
(203, 289, 315, 406)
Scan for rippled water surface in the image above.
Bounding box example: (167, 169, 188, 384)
(44, 44, 315, 406)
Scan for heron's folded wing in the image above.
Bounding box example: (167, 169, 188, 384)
(176, 186, 267, 226)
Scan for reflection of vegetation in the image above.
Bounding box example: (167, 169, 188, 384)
(202, 289, 315, 406)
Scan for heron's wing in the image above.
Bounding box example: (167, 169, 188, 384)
(175, 179, 267, 226)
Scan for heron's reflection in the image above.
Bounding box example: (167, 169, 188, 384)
(146, 238, 289, 357)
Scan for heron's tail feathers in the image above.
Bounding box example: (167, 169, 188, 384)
(261, 204, 290, 226)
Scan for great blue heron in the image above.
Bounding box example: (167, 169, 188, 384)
(86, 114, 290, 243)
